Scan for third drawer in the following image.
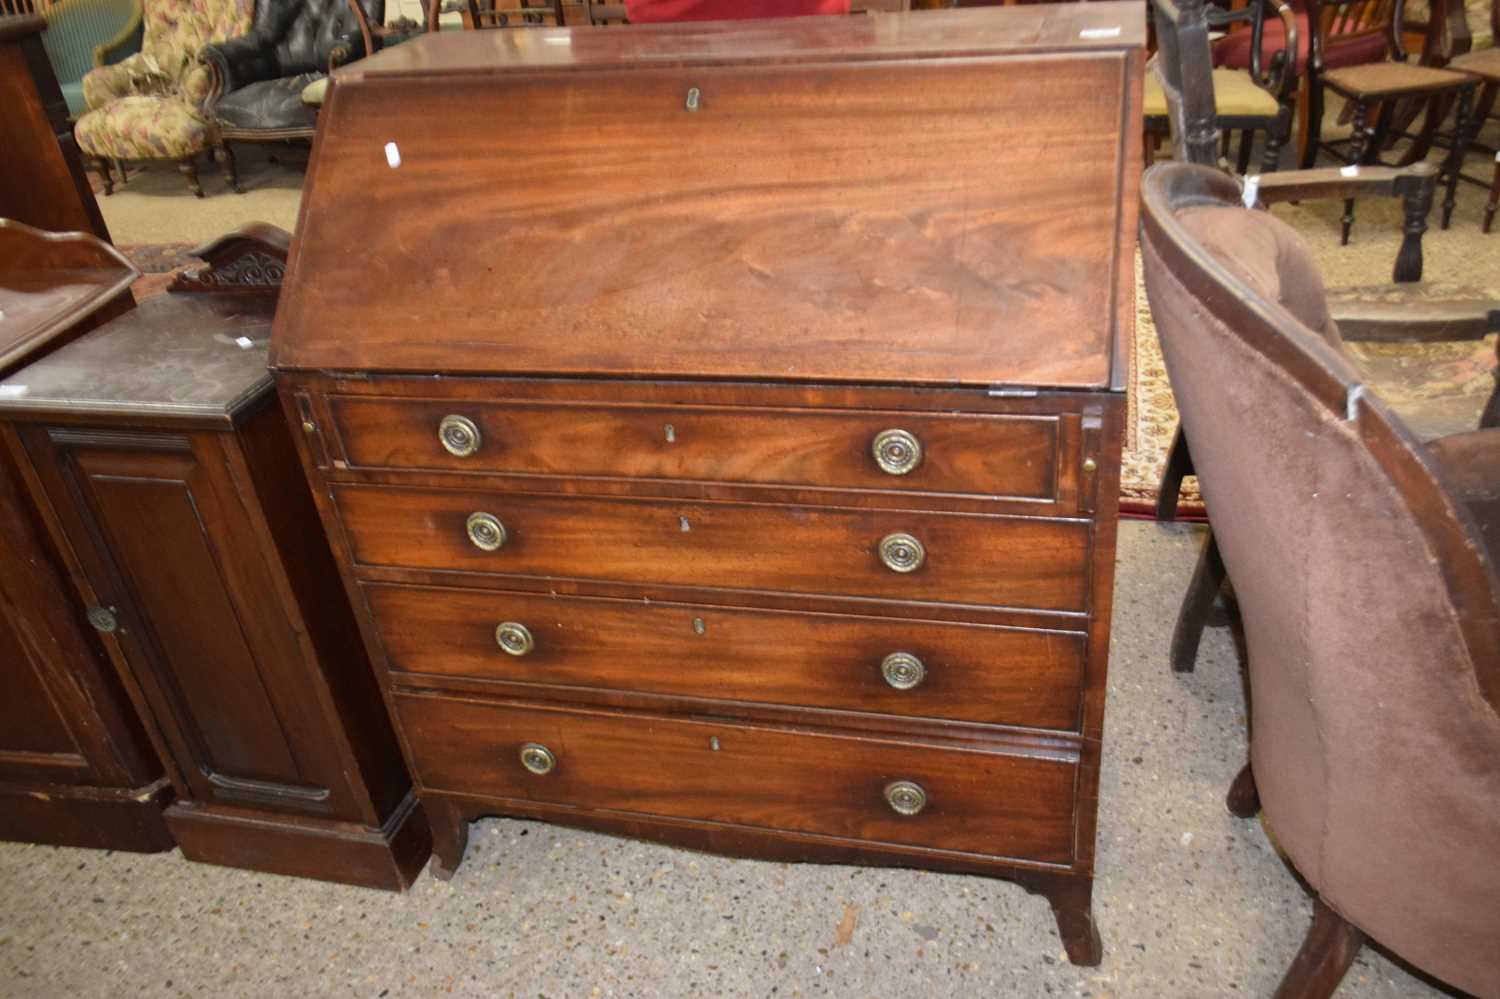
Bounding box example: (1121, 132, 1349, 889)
(365, 582, 1087, 730)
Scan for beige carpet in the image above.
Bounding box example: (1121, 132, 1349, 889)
(97, 144, 304, 245)
(1123, 126, 1500, 515)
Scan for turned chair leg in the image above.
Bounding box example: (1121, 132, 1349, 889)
(1273, 897, 1366, 999)
(1299, 74, 1324, 169)
(1440, 85, 1478, 231)
(93, 156, 115, 196)
(1226, 762, 1260, 817)
(1171, 528, 1226, 673)
(215, 141, 240, 194)
(1156, 426, 1194, 522)
(1341, 98, 1372, 245)
(1260, 104, 1291, 174)
(178, 155, 204, 198)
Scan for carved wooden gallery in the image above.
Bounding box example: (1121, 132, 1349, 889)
(1, 1, 1496, 997)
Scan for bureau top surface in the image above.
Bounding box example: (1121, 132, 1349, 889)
(0, 293, 275, 421)
(272, 4, 1143, 389)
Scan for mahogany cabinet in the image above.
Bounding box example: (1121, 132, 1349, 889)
(0, 230, 429, 888)
(0, 222, 169, 852)
(273, 4, 1142, 958)
(0, 15, 112, 240)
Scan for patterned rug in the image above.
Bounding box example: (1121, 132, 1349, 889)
(1122, 147, 1500, 518)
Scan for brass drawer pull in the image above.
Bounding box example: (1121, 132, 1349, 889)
(872, 428, 922, 475)
(438, 414, 482, 457)
(519, 742, 555, 775)
(466, 512, 507, 551)
(878, 532, 925, 573)
(495, 621, 534, 656)
(884, 780, 927, 816)
(880, 652, 926, 690)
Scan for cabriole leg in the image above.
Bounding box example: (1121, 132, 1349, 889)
(178, 156, 204, 198)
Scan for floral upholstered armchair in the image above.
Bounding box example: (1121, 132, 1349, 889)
(73, 0, 254, 197)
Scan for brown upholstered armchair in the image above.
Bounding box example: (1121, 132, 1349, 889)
(1141, 160, 1500, 999)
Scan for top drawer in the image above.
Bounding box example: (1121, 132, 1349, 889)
(327, 396, 1063, 502)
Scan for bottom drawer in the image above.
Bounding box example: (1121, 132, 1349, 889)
(396, 693, 1078, 865)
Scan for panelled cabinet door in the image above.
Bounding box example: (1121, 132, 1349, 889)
(19, 425, 359, 819)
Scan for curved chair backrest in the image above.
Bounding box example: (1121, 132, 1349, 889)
(41, 0, 143, 85)
(242, 0, 384, 76)
(1140, 161, 1500, 999)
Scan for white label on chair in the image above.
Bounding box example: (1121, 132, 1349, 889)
(1080, 26, 1122, 38)
(235, 336, 255, 349)
(385, 141, 402, 169)
(1340, 164, 1360, 177)
(1242, 175, 1260, 209)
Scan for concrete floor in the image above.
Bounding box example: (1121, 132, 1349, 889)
(0, 522, 1460, 998)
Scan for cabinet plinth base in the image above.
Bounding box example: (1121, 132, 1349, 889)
(0, 777, 174, 853)
(165, 790, 430, 891)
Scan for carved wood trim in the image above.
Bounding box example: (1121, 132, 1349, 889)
(169, 223, 293, 295)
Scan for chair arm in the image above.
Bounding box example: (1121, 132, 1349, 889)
(326, 29, 369, 71)
(94, 0, 142, 66)
(199, 35, 287, 109)
(1330, 302, 1500, 342)
(1426, 427, 1500, 561)
(1257, 162, 1438, 283)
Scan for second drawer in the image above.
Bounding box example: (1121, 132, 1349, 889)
(365, 583, 1087, 730)
(334, 485, 1093, 612)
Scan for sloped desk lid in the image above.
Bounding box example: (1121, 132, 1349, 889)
(271, 3, 1143, 389)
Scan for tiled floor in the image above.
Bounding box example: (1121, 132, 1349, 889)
(0, 522, 1461, 998)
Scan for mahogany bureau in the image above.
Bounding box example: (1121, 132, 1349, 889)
(273, 4, 1142, 962)
(0, 229, 430, 889)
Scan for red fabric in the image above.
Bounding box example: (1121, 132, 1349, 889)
(1211, 14, 1388, 76)
(625, 0, 849, 22)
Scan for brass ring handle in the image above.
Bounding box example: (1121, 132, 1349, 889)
(884, 780, 927, 816)
(438, 414, 481, 457)
(872, 428, 922, 476)
(466, 512, 507, 551)
(519, 742, 555, 775)
(495, 621, 534, 657)
(878, 533, 925, 573)
(881, 652, 926, 690)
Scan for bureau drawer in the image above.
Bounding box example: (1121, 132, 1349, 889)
(366, 583, 1086, 730)
(395, 694, 1078, 864)
(334, 486, 1092, 612)
(328, 396, 1062, 502)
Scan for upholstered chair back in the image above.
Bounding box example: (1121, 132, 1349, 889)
(1140, 161, 1500, 999)
(239, 0, 384, 78)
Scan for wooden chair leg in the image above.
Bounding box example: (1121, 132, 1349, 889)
(215, 141, 240, 194)
(1441, 85, 1478, 230)
(1299, 74, 1323, 169)
(178, 156, 204, 198)
(1487, 157, 1499, 235)
(93, 155, 114, 196)
(1171, 528, 1226, 673)
(1273, 897, 1366, 999)
(1226, 762, 1260, 817)
(1155, 425, 1194, 522)
(1260, 104, 1291, 174)
(1393, 165, 1434, 284)
(1341, 98, 1371, 245)
(1237, 127, 1255, 174)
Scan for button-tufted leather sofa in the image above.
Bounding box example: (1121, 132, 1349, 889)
(200, 0, 383, 191)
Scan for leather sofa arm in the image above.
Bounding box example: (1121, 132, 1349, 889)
(325, 29, 368, 71)
(199, 35, 286, 108)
